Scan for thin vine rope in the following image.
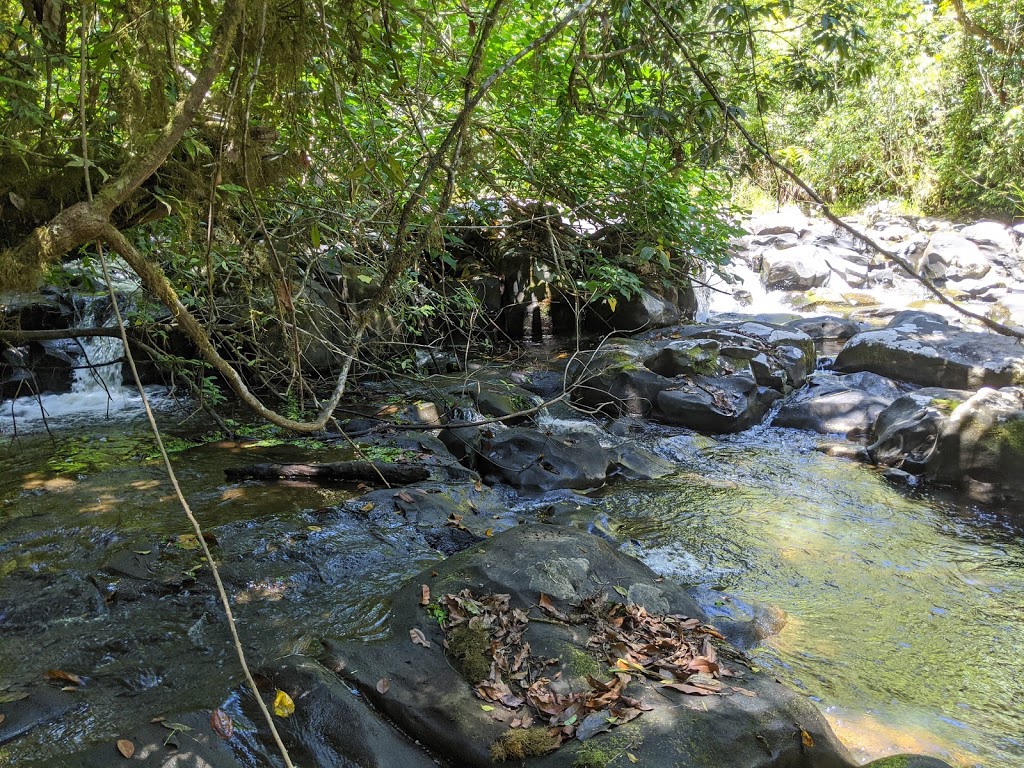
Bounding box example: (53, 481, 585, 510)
(76, 2, 295, 763)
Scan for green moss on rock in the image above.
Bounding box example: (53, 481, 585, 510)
(490, 727, 559, 761)
(446, 623, 491, 683)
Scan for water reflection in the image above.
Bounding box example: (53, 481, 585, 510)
(602, 427, 1024, 766)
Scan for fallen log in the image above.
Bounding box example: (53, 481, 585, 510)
(225, 461, 429, 484)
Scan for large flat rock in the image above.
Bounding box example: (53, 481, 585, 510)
(833, 312, 1024, 389)
(318, 525, 944, 768)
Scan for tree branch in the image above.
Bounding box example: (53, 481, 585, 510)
(644, 0, 1024, 340)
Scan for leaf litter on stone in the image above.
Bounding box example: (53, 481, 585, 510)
(430, 588, 743, 757)
(116, 739, 135, 758)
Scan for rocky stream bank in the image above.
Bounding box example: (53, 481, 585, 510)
(2, 207, 1024, 767)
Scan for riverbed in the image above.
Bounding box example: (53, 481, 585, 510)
(0, 403, 1021, 766)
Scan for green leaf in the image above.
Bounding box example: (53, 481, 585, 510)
(613, 585, 628, 597)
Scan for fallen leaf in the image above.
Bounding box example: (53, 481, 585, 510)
(176, 534, 200, 550)
(160, 721, 193, 732)
(397, 491, 415, 503)
(45, 669, 83, 686)
(133, 550, 152, 555)
(409, 628, 431, 648)
(360, 502, 374, 512)
(480, 705, 495, 712)
(210, 708, 233, 740)
(116, 739, 135, 758)
(273, 689, 295, 718)
(376, 678, 390, 694)
(306, 525, 322, 532)
(420, 584, 430, 606)
(730, 686, 758, 697)
(613, 585, 629, 598)
(0, 691, 28, 703)
(0, 714, 5, 725)
(800, 727, 814, 749)
(627, 753, 638, 763)
(484, 528, 493, 537)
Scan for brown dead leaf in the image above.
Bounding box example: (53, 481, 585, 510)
(210, 708, 234, 740)
(0, 714, 5, 725)
(45, 669, 83, 686)
(116, 739, 135, 758)
(538, 593, 567, 620)
(420, 584, 430, 606)
(730, 686, 758, 697)
(397, 491, 415, 503)
(376, 678, 390, 694)
(800, 727, 815, 749)
(409, 628, 431, 648)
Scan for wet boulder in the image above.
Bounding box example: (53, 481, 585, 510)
(833, 312, 1024, 389)
(319, 523, 862, 768)
(571, 322, 815, 433)
(866, 388, 969, 472)
(263, 657, 443, 768)
(773, 371, 905, 436)
(1, 339, 77, 398)
(475, 427, 670, 491)
(785, 315, 864, 341)
(761, 244, 832, 291)
(584, 287, 680, 333)
(927, 386, 1024, 503)
(657, 372, 781, 433)
(960, 221, 1016, 263)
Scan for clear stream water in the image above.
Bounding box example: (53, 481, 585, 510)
(0, 408, 1022, 766)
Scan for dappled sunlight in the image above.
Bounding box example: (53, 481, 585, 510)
(824, 709, 969, 767)
(20, 473, 77, 492)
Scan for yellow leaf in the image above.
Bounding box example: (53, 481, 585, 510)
(607, 296, 618, 312)
(273, 689, 295, 718)
(627, 753, 638, 764)
(800, 727, 814, 749)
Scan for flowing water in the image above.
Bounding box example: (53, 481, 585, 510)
(0, 409, 1022, 765)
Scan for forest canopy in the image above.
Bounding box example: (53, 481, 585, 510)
(1, 0, 1022, 416)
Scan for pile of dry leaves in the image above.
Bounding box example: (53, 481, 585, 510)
(432, 588, 755, 758)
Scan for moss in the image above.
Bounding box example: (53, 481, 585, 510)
(863, 757, 910, 768)
(573, 743, 613, 768)
(929, 397, 962, 413)
(490, 727, 559, 762)
(564, 646, 603, 679)
(993, 418, 1024, 454)
(447, 623, 491, 683)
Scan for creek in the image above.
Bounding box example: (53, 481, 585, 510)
(0, 397, 1022, 766)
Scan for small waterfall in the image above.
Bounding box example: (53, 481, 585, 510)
(71, 297, 126, 395)
(1, 292, 170, 435)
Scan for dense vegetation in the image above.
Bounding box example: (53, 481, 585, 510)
(0, 0, 1021, 418)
